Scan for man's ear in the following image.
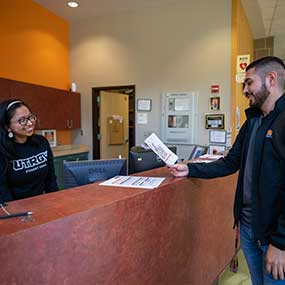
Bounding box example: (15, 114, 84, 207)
(266, 71, 278, 87)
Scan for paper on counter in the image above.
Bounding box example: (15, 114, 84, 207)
(144, 133, 178, 166)
(99, 175, 165, 189)
(191, 154, 224, 163)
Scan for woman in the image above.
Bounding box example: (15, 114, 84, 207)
(0, 99, 58, 203)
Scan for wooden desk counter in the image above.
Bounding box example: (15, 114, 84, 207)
(0, 167, 237, 285)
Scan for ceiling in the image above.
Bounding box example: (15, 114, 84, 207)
(34, 0, 285, 41)
(241, 0, 285, 39)
(34, 0, 177, 21)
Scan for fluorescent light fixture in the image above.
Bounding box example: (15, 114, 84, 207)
(67, 1, 79, 8)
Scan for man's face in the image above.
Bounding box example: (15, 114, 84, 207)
(243, 68, 270, 108)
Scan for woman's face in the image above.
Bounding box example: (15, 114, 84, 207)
(8, 105, 36, 143)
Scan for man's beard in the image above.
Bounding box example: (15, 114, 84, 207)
(248, 82, 270, 108)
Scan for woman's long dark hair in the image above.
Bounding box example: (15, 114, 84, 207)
(0, 99, 40, 163)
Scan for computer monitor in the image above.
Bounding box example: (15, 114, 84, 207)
(63, 158, 128, 189)
(129, 146, 177, 174)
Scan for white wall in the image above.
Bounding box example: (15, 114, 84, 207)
(70, 1, 232, 159)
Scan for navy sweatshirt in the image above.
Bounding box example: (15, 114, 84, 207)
(0, 134, 58, 203)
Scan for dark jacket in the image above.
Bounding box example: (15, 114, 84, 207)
(187, 95, 285, 250)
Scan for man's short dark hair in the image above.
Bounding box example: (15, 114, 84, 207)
(246, 56, 285, 72)
(246, 56, 285, 89)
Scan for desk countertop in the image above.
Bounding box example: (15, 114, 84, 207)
(0, 167, 237, 285)
(51, 144, 89, 157)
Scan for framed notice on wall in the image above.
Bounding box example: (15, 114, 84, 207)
(205, 114, 225, 129)
(137, 99, 152, 111)
(209, 97, 221, 111)
(209, 130, 227, 144)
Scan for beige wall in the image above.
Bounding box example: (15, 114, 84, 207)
(70, 1, 232, 158)
(274, 35, 285, 61)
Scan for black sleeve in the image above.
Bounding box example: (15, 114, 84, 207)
(187, 122, 247, 179)
(40, 137, 58, 193)
(270, 212, 285, 250)
(0, 154, 13, 203)
(270, 160, 285, 249)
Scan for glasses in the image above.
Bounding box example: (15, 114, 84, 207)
(16, 114, 37, 126)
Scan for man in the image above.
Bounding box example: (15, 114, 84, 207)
(169, 56, 285, 285)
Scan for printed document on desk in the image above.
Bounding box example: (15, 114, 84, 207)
(144, 133, 178, 166)
(191, 154, 224, 163)
(99, 176, 165, 189)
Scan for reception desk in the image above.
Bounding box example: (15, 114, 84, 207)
(0, 167, 237, 285)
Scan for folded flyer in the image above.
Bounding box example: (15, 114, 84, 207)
(144, 133, 178, 166)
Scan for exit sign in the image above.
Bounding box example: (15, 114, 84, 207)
(211, 85, 220, 93)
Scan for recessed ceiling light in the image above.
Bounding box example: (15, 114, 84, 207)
(67, 1, 79, 8)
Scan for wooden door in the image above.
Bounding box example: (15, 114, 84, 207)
(100, 91, 129, 159)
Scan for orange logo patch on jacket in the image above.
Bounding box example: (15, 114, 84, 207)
(266, 129, 273, 138)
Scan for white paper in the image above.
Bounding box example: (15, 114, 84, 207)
(144, 133, 178, 166)
(236, 73, 246, 83)
(209, 130, 227, 143)
(174, 98, 190, 111)
(99, 175, 165, 189)
(137, 113, 148, 124)
(191, 154, 224, 163)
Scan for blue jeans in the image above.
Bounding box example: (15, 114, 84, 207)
(240, 223, 285, 285)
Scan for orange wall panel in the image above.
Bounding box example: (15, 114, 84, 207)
(231, 0, 254, 140)
(0, 0, 70, 90)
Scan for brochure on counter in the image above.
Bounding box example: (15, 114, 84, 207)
(99, 176, 165, 189)
(143, 133, 178, 166)
(191, 154, 224, 163)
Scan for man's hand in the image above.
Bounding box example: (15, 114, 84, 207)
(168, 164, 189, 177)
(265, 244, 285, 280)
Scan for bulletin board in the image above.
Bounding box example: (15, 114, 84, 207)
(161, 92, 198, 144)
(108, 116, 124, 145)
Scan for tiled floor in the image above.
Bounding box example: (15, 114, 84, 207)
(218, 250, 252, 285)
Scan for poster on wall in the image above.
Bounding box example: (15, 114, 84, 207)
(209, 97, 221, 111)
(236, 54, 250, 83)
(236, 54, 250, 73)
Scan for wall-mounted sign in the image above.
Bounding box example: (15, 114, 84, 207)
(209, 130, 227, 144)
(211, 85, 220, 94)
(137, 99, 152, 111)
(236, 54, 250, 74)
(137, 113, 148, 124)
(209, 96, 221, 111)
(205, 114, 225, 129)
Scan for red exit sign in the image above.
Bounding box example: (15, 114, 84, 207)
(211, 85, 220, 93)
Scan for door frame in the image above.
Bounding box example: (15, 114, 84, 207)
(92, 85, 136, 159)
